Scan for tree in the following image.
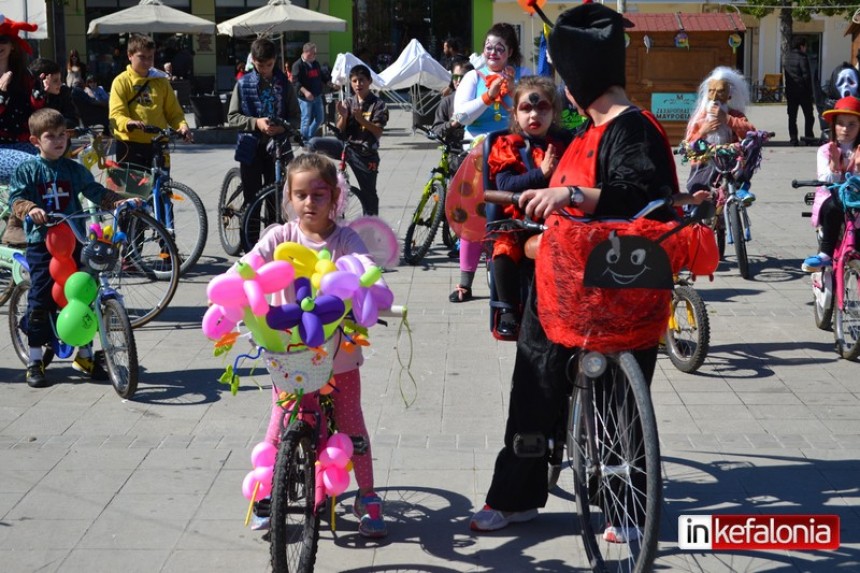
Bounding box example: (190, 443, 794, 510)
(743, 1, 854, 67)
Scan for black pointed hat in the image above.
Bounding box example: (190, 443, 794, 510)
(548, 2, 628, 111)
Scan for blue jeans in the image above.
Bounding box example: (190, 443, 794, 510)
(299, 96, 325, 141)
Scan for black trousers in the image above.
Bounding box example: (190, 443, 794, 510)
(818, 194, 848, 257)
(485, 277, 657, 513)
(787, 97, 816, 142)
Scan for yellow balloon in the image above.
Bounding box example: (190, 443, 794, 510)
(311, 259, 337, 291)
(274, 242, 317, 278)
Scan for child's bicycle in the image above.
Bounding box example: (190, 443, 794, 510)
(793, 176, 860, 359)
(8, 206, 140, 398)
(677, 130, 773, 279)
(663, 274, 710, 374)
(72, 126, 181, 327)
(484, 190, 714, 573)
(402, 126, 463, 265)
(114, 125, 208, 275)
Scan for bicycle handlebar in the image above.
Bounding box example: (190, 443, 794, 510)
(792, 179, 827, 188)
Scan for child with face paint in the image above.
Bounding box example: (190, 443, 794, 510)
(684, 66, 756, 203)
(486, 76, 571, 339)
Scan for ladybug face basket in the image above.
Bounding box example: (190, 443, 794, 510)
(262, 336, 338, 395)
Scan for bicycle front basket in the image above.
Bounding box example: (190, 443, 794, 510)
(102, 164, 153, 199)
(263, 336, 338, 395)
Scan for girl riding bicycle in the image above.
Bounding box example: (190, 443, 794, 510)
(803, 95, 860, 272)
(486, 75, 570, 339)
(244, 152, 388, 538)
(471, 4, 690, 541)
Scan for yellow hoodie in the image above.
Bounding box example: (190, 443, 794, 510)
(109, 65, 188, 144)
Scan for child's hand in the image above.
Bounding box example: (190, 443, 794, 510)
(540, 143, 558, 178)
(336, 100, 349, 118)
(690, 190, 712, 205)
(0, 71, 12, 92)
(28, 207, 48, 225)
(852, 145, 860, 172)
(178, 125, 193, 142)
(828, 141, 845, 174)
(40, 73, 62, 95)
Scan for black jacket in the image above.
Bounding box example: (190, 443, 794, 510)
(784, 47, 814, 101)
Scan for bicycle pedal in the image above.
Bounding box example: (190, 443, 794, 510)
(350, 436, 369, 455)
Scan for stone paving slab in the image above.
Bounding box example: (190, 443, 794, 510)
(1, 103, 859, 571)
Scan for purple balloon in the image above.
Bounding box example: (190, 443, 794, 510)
(314, 295, 346, 323)
(295, 276, 312, 300)
(300, 311, 324, 347)
(267, 303, 302, 330)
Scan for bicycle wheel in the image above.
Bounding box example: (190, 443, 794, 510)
(341, 184, 364, 222)
(270, 421, 320, 573)
(0, 267, 12, 307)
(218, 167, 244, 257)
(99, 297, 139, 399)
(403, 180, 445, 265)
(241, 184, 282, 254)
(569, 351, 661, 573)
(834, 259, 860, 360)
(727, 202, 750, 279)
(812, 269, 834, 331)
(8, 281, 54, 367)
(664, 285, 710, 373)
(111, 210, 180, 328)
(162, 180, 208, 275)
(441, 217, 457, 248)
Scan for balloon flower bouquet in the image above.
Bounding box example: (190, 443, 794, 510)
(201, 241, 395, 516)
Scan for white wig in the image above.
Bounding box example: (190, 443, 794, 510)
(690, 66, 750, 119)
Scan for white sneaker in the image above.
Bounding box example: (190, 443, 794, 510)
(469, 505, 538, 532)
(603, 524, 641, 543)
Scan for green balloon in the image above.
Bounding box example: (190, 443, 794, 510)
(56, 300, 98, 347)
(64, 272, 98, 304)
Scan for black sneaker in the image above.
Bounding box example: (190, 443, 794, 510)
(26, 361, 48, 388)
(72, 351, 109, 381)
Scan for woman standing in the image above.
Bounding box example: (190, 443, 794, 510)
(0, 15, 44, 166)
(449, 23, 530, 302)
(66, 48, 86, 88)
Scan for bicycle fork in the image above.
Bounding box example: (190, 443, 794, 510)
(724, 198, 752, 245)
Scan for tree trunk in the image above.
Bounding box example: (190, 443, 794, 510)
(779, 1, 793, 69)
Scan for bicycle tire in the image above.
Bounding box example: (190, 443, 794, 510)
(441, 217, 457, 248)
(403, 179, 445, 265)
(569, 351, 661, 573)
(112, 210, 180, 328)
(341, 184, 364, 222)
(0, 268, 12, 307)
(100, 297, 139, 399)
(812, 269, 834, 331)
(728, 202, 750, 279)
(270, 421, 320, 573)
(664, 285, 710, 373)
(161, 180, 208, 275)
(240, 184, 282, 254)
(834, 259, 860, 360)
(218, 168, 244, 257)
(8, 281, 54, 367)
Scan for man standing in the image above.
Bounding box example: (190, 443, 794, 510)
(291, 43, 325, 141)
(784, 36, 816, 146)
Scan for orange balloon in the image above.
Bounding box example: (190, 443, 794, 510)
(45, 223, 76, 258)
(49, 256, 77, 284)
(52, 281, 68, 308)
(517, 0, 547, 13)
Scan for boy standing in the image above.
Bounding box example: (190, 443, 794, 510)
(308, 64, 388, 216)
(109, 34, 191, 167)
(228, 37, 300, 246)
(8, 109, 140, 388)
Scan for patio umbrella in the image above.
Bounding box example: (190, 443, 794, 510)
(216, 0, 347, 37)
(87, 0, 216, 35)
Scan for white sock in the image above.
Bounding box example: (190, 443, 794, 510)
(29, 347, 43, 362)
(77, 346, 92, 359)
(818, 252, 831, 262)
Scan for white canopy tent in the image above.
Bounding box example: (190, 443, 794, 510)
(216, 0, 347, 36)
(330, 52, 386, 90)
(87, 0, 215, 35)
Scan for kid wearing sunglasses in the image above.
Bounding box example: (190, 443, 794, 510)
(486, 75, 571, 339)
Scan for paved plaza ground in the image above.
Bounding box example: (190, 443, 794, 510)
(1, 103, 859, 572)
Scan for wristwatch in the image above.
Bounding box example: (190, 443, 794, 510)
(568, 185, 585, 206)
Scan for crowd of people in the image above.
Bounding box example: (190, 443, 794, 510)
(4, 3, 860, 549)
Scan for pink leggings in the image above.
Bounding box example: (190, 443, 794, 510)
(265, 369, 374, 493)
(459, 238, 482, 273)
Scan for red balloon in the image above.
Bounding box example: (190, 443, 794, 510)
(46, 224, 76, 258)
(52, 281, 68, 308)
(49, 256, 77, 284)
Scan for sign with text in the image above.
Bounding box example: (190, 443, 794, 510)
(679, 514, 840, 551)
(651, 92, 697, 122)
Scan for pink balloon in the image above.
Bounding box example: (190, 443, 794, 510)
(252, 465, 274, 499)
(243, 279, 269, 316)
(243, 252, 265, 269)
(251, 442, 277, 468)
(256, 261, 295, 292)
(202, 304, 238, 340)
(319, 446, 350, 469)
(321, 466, 350, 496)
(327, 433, 354, 458)
(207, 273, 245, 306)
(241, 470, 259, 500)
(320, 271, 360, 299)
